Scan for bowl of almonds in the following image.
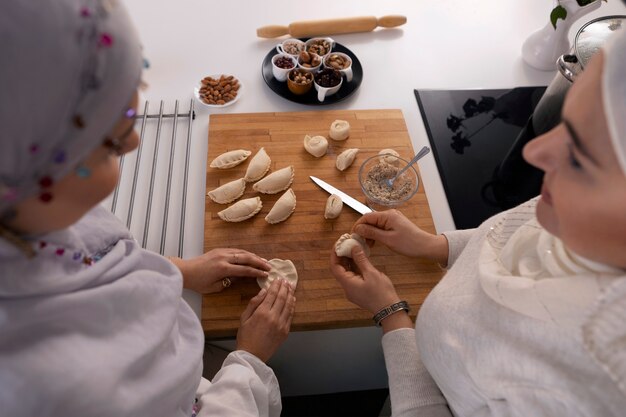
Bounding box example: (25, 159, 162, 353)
(195, 74, 242, 108)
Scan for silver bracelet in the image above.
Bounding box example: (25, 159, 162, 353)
(373, 301, 410, 326)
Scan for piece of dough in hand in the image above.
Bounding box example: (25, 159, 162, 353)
(257, 258, 298, 290)
(334, 233, 370, 258)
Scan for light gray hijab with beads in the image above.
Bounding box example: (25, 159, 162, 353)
(0, 0, 142, 213)
(0, 2, 206, 416)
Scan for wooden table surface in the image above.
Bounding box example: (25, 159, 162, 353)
(202, 109, 443, 338)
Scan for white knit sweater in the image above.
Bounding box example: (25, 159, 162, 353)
(382, 201, 626, 417)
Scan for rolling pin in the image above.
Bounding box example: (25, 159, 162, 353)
(256, 15, 406, 38)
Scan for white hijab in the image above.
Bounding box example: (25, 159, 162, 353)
(478, 206, 622, 330)
(478, 29, 626, 394)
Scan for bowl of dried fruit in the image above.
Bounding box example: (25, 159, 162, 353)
(358, 154, 419, 210)
(195, 74, 242, 108)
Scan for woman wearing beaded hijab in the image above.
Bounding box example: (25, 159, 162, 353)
(330, 30, 626, 416)
(0, 2, 294, 416)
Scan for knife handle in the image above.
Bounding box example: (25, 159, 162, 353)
(256, 15, 407, 38)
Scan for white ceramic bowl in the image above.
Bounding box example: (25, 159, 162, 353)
(194, 74, 243, 108)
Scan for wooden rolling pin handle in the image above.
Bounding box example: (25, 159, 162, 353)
(256, 25, 289, 38)
(377, 15, 407, 28)
(256, 15, 407, 38)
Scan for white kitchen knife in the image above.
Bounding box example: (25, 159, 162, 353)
(310, 176, 373, 214)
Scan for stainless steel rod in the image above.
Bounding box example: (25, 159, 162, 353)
(110, 154, 125, 214)
(127, 101, 149, 228)
(160, 100, 179, 255)
(142, 101, 164, 248)
(178, 99, 195, 257)
(136, 113, 192, 119)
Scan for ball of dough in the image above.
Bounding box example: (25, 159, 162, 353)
(329, 119, 350, 141)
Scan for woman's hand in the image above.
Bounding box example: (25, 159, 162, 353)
(169, 248, 271, 294)
(329, 245, 400, 315)
(236, 279, 296, 362)
(353, 210, 449, 265)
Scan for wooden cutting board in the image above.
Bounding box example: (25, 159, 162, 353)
(203, 109, 443, 338)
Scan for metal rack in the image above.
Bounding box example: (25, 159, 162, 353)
(109, 99, 196, 257)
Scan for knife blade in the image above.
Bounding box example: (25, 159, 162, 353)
(310, 176, 373, 214)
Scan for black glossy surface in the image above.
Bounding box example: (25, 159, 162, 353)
(415, 87, 546, 229)
(261, 42, 363, 105)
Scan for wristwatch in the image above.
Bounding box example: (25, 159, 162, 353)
(373, 301, 410, 326)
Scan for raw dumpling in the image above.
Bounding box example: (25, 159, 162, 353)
(217, 197, 262, 222)
(324, 194, 343, 219)
(378, 148, 400, 166)
(244, 147, 271, 182)
(336, 148, 359, 171)
(257, 258, 298, 290)
(210, 149, 252, 169)
(265, 188, 296, 224)
(329, 119, 350, 141)
(207, 178, 246, 204)
(303, 135, 328, 158)
(334, 233, 370, 258)
(253, 166, 294, 194)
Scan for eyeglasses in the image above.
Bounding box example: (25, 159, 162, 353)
(103, 108, 137, 156)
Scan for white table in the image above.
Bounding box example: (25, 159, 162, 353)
(114, 0, 625, 396)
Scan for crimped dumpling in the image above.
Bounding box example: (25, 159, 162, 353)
(329, 119, 350, 141)
(210, 149, 251, 169)
(303, 135, 328, 158)
(207, 178, 246, 204)
(252, 166, 294, 194)
(217, 197, 262, 222)
(257, 258, 298, 290)
(334, 233, 370, 258)
(324, 194, 343, 219)
(244, 147, 271, 182)
(335, 148, 359, 171)
(265, 188, 296, 224)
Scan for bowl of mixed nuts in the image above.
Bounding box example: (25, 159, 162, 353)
(195, 74, 242, 108)
(287, 69, 313, 95)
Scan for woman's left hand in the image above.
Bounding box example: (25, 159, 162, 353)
(169, 248, 271, 294)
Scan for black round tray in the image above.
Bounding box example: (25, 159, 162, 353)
(261, 41, 363, 105)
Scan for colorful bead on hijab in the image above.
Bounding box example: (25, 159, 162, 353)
(0, 0, 143, 217)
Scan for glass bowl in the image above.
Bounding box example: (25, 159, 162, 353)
(358, 154, 419, 210)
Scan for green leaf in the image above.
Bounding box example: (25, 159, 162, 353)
(550, 5, 567, 29)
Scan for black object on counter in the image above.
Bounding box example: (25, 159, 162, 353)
(415, 86, 546, 229)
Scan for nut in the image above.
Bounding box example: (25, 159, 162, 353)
(307, 39, 331, 56)
(325, 54, 350, 70)
(282, 41, 303, 55)
(198, 75, 240, 106)
(298, 51, 321, 68)
(289, 69, 313, 85)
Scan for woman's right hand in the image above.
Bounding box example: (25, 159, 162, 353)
(329, 245, 400, 315)
(236, 279, 296, 363)
(352, 210, 449, 265)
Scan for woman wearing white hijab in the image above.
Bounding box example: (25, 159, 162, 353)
(0, 1, 294, 416)
(330, 30, 626, 416)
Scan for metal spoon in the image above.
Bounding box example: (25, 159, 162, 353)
(385, 146, 431, 188)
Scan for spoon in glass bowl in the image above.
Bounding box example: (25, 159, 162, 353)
(385, 146, 430, 188)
